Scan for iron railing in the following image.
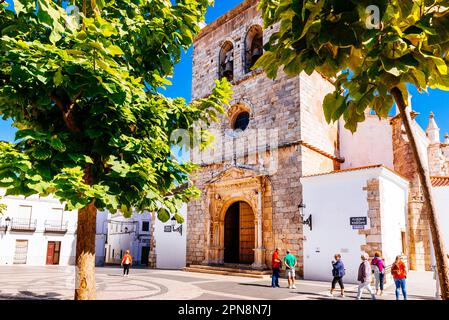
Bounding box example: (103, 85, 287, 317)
(10, 218, 37, 232)
(44, 220, 68, 234)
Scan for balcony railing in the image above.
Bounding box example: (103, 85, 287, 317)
(10, 218, 37, 232)
(44, 220, 68, 234)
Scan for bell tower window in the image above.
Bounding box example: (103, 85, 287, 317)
(245, 25, 263, 74)
(219, 41, 234, 82)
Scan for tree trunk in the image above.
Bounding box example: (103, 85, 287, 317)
(74, 164, 97, 300)
(391, 87, 449, 300)
(74, 201, 97, 300)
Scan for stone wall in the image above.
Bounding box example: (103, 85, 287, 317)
(391, 116, 432, 271)
(187, 0, 338, 276)
(359, 178, 383, 256)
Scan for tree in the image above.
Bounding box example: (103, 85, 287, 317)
(0, 0, 231, 300)
(255, 0, 449, 299)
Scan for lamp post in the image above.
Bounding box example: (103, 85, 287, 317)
(298, 203, 312, 231)
(170, 216, 183, 236)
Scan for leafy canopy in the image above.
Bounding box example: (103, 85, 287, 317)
(256, 0, 449, 132)
(0, 0, 232, 220)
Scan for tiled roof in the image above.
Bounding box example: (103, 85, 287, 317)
(431, 176, 449, 187)
(302, 164, 408, 180)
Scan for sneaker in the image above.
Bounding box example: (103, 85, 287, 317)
(292, 285, 297, 289)
(288, 285, 292, 289)
(327, 292, 333, 297)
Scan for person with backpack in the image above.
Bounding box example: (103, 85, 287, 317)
(371, 251, 385, 295)
(391, 255, 407, 300)
(356, 253, 376, 300)
(329, 253, 345, 297)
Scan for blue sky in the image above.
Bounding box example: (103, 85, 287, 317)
(1, 0, 449, 142)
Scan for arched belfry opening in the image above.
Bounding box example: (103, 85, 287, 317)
(219, 41, 234, 81)
(244, 25, 263, 73)
(224, 201, 255, 264)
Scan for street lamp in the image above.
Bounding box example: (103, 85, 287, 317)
(170, 216, 183, 236)
(298, 203, 312, 231)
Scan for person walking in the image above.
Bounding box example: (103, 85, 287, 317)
(329, 254, 345, 297)
(271, 248, 281, 288)
(391, 255, 407, 300)
(371, 251, 385, 295)
(283, 250, 297, 289)
(356, 253, 376, 300)
(121, 250, 133, 277)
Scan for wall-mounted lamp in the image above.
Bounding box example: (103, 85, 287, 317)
(298, 203, 312, 231)
(170, 216, 183, 236)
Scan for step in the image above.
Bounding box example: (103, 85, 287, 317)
(183, 265, 272, 279)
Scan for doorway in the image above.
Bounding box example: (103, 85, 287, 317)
(141, 246, 150, 265)
(46, 241, 61, 265)
(223, 201, 255, 264)
(13, 240, 28, 264)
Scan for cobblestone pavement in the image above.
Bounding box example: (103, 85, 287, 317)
(0, 266, 438, 300)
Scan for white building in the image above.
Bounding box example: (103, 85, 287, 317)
(301, 165, 409, 283)
(154, 205, 187, 269)
(95, 210, 152, 266)
(0, 192, 77, 266)
(95, 205, 187, 269)
(1, 191, 188, 269)
(299, 109, 449, 282)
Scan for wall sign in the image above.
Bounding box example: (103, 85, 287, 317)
(164, 226, 172, 232)
(350, 217, 367, 230)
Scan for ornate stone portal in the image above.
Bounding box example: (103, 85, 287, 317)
(202, 166, 271, 269)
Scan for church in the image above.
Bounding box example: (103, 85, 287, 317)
(185, 0, 449, 283)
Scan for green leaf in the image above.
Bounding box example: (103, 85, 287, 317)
(173, 213, 184, 224)
(157, 208, 170, 223)
(53, 69, 64, 86)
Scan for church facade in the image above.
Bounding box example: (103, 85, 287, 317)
(186, 0, 449, 280)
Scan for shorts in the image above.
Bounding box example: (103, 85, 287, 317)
(287, 268, 295, 278)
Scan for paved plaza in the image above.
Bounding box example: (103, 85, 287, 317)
(0, 266, 438, 300)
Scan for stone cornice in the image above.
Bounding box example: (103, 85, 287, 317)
(194, 0, 259, 43)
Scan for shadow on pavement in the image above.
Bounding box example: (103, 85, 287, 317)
(0, 290, 62, 300)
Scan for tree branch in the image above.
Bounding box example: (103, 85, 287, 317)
(50, 92, 82, 133)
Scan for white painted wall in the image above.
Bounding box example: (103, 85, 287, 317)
(433, 186, 449, 257)
(95, 210, 109, 265)
(0, 193, 77, 266)
(339, 115, 394, 170)
(379, 175, 408, 266)
(154, 205, 187, 269)
(301, 167, 408, 283)
(101, 211, 151, 265)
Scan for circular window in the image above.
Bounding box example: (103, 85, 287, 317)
(233, 112, 250, 131)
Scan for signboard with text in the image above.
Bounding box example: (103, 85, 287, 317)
(350, 217, 367, 230)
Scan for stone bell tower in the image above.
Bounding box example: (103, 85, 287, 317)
(186, 0, 340, 274)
